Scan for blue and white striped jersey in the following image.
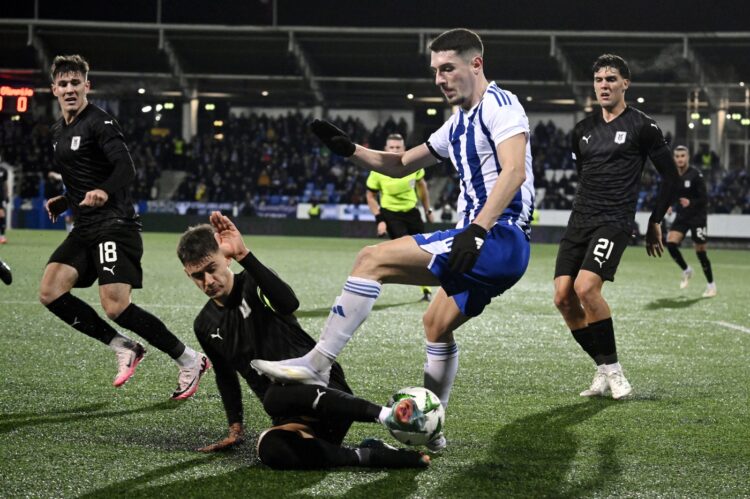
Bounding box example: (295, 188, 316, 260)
(427, 82, 535, 232)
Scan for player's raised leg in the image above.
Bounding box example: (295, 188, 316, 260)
(251, 236, 437, 385)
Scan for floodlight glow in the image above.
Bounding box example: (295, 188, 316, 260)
(138, 88, 145, 94)
(141, 105, 152, 113)
(205, 103, 216, 111)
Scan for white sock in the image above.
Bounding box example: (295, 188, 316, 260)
(377, 406, 391, 424)
(604, 362, 622, 374)
(107, 332, 137, 351)
(175, 345, 198, 367)
(313, 277, 381, 364)
(596, 364, 607, 374)
(423, 340, 459, 409)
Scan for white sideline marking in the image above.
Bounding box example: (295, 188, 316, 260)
(712, 321, 750, 335)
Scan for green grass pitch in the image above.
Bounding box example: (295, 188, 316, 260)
(1, 228, 748, 498)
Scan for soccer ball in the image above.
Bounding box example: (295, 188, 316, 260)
(387, 386, 445, 446)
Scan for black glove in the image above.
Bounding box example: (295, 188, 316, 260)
(310, 119, 356, 157)
(447, 223, 487, 273)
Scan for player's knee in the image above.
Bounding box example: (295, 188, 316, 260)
(351, 245, 381, 276)
(257, 429, 299, 470)
(39, 280, 66, 306)
(39, 287, 60, 306)
(101, 298, 128, 320)
(553, 291, 572, 311)
(573, 279, 599, 304)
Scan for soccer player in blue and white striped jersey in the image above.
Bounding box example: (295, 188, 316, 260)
(253, 29, 534, 450)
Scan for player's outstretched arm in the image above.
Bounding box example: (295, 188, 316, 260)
(210, 211, 249, 261)
(310, 119, 435, 178)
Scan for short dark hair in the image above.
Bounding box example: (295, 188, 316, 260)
(50, 54, 90, 82)
(386, 133, 404, 142)
(429, 28, 483, 57)
(592, 54, 630, 80)
(177, 224, 218, 265)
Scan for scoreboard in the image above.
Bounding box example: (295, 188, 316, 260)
(0, 86, 34, 113)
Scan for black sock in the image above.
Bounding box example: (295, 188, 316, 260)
(257, 429, 358, 470)
(666, 242, 688, 270)
(45, 292, 117, 345)
(696, 251, 713, 283)
(113, 303, 185, 359)
(0, 215, 6, 235)
(571, 325, 601, 365)
(589, 317, 617, 365)
(263, 384, 382, 423)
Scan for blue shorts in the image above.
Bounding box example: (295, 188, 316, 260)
(413, 221, 530, 317)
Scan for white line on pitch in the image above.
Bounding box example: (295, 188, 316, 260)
(711, 320, 750, 334)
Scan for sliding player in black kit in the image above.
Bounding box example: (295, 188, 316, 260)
(666, 145, 717, 297)
(39, 55, 209, 398)
(553, 54, 678, 400)
(177, 212, 430, 469)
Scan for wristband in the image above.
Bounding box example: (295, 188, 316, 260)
(375, 213, 385, 223)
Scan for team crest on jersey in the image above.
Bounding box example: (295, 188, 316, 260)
(614, 131, 627, 144)
(684, 180, 691, 188)
(71, 136, 81, 150)
(240, 298, 251, 319)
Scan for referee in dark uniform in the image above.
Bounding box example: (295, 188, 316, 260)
(553, 54, 678, 400)
(39, 55, 209, 398)
(178, 212, 429, 469)
(666, 145, 716, 297)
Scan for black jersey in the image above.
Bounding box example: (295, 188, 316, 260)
(674, 166, 707, 221)
(0, 167, 7, 201)
(569, 106, 676, 230)
(51, 104, 139, 234)
(194, 252, 351, 426)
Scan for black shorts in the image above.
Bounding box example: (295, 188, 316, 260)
(48, 227, 143, 288)
(670, 216, 708, 244)
(554, 225, 631, 282)
(381, 207, 425, 239)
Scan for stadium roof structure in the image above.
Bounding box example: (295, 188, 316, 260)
(2, 16, 750, 113)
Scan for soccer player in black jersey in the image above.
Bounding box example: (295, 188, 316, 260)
(0, 166, 8, 244)
(666, 145, 716, 297)
(553, 54, 679, 400)
(39, 55, 209, 398)
(177, 212, 430, 469)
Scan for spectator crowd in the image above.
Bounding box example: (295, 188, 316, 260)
(1, 111, 749, 215)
